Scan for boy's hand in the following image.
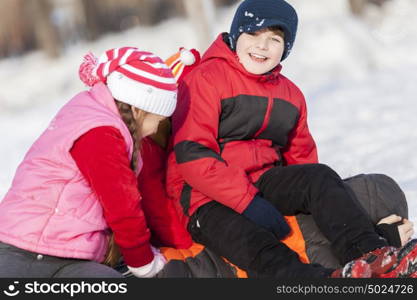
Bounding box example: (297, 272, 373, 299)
(377, 214, 414, 247)
(242, 195, 290, 240)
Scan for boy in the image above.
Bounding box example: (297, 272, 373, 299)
(166, 0, 417, 278)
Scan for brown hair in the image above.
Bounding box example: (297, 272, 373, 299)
(102, 100, 145, 267)
(115, 100, 146, 171)
(268, 25, 285, 40)
(149, 118, 171, 149)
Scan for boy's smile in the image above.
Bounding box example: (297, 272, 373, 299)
(249, 53, 268, 62)
(236, 28, 284, 75)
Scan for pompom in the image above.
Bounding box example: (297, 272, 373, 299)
(79, 52, 100, 86)
(179, 49, 196, 66)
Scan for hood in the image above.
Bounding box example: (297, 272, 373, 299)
(201, 33, 283, 83)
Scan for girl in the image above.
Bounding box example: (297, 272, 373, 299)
(0, 47, 179, 278)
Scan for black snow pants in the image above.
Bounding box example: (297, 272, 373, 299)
(187, 163, 388, 278)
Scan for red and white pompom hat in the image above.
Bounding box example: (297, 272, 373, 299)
(79, 47, 177, 117)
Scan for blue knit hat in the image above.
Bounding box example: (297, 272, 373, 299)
(228, 0, 298, 61)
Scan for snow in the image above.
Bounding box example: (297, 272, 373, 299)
(245, 11, 255, 18)
(0, 0, 416, 236)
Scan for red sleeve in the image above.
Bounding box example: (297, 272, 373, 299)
(172, 69, 258, 213)
(281, 87, 318, 165)
(138, 137, 192, 248)
(70, 126, 153, 267)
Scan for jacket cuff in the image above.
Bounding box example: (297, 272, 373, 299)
(120, 243, 154, 268)
(234, 184, 259, 214)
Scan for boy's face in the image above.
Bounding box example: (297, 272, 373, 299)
(235, 28, 284, 75)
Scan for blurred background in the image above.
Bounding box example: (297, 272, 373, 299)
(0, 0, 416, 232)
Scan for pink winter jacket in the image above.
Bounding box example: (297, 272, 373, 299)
(0, 82, 135, 262)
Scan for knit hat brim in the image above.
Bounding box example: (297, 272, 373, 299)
(241, 18, 292, 48)
(107, 71, 177, 117)
(238, 18, 289, 34)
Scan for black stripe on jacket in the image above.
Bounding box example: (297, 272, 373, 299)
(257, 98, 300, 146)
(219, 95, 299, 146)
(219, 95, 267, 142)
(180, 183, 192, 216)
(174, 140, 225, 164)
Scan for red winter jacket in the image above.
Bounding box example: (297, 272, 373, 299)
(166, 34, 318, 220)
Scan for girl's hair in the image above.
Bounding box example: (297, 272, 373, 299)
(115, 100, 146, 171)
(103, 100, 146, 267)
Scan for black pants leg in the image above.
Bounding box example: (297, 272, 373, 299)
(256, 163, 387, 264)
(188, 201, 334, 278)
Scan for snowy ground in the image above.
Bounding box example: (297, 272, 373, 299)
(0, 0, 416, 235)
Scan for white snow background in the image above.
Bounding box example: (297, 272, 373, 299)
(0, 0, 416, 236)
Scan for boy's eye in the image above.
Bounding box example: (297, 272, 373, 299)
(271, 37, 282, 42)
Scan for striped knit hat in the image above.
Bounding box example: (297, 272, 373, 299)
(79, 47, 177, 117)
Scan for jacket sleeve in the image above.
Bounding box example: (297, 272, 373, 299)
(281, 87, 318, 165)
(172, 69, 258, 213)
(70, 126, 153, 267)
(138, 137, 193, 248)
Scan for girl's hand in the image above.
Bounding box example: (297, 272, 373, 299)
(127, 246, 167, 278)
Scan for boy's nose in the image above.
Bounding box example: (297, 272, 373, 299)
(255, 38, 268, 50)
